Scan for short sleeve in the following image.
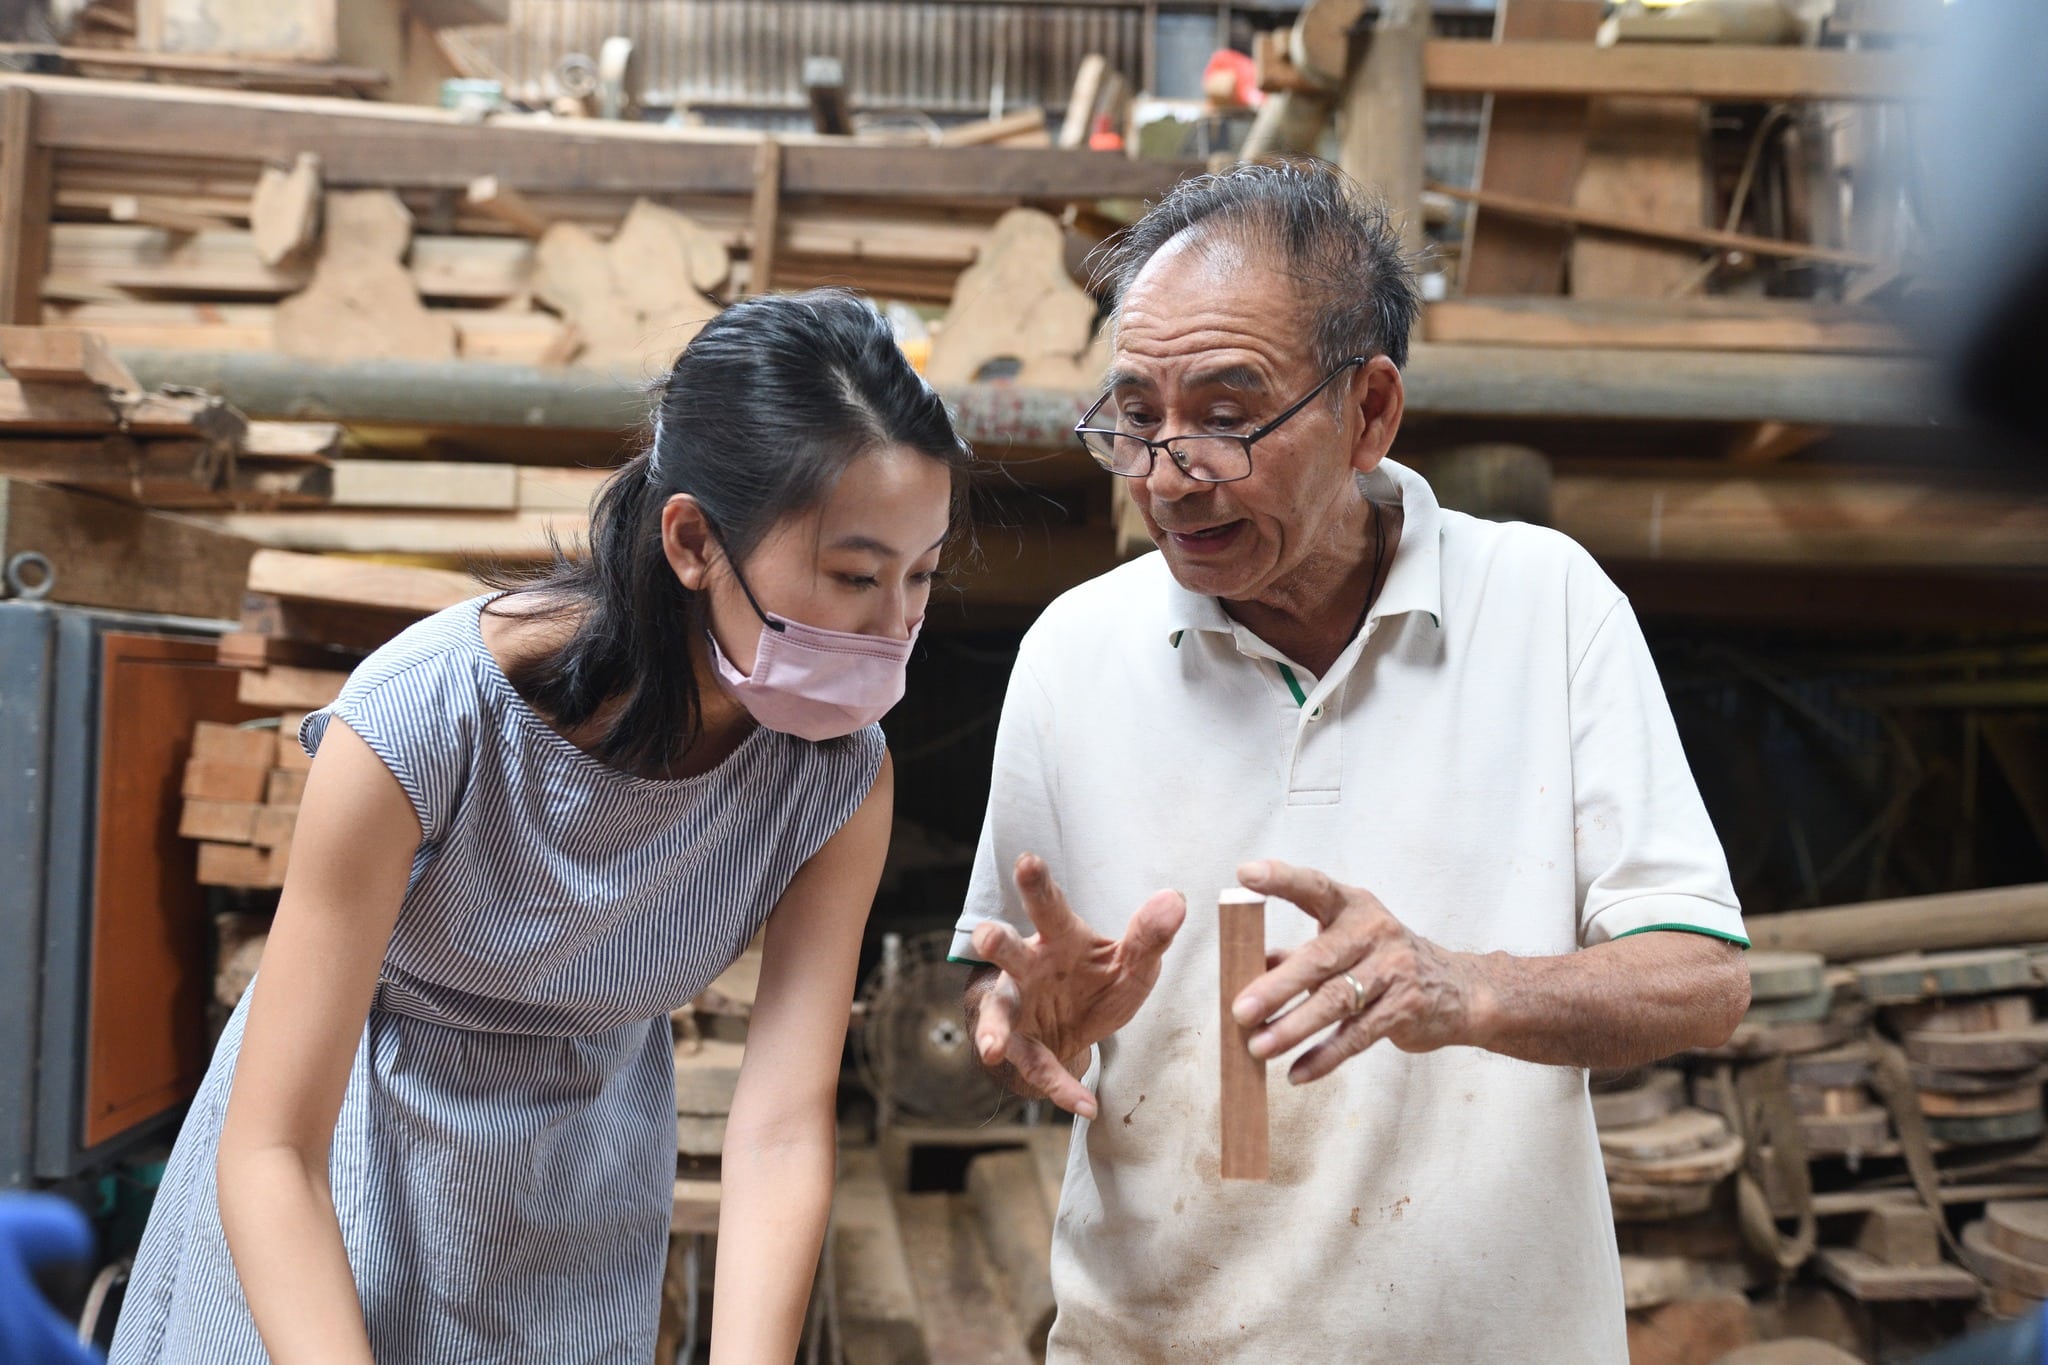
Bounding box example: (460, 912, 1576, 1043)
(950, 657, 1064, 965)
(1570, 597, 1747, 948)
(300, 656, 474, 848)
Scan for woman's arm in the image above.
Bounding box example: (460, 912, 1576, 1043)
(709, 753, 893, 1365)
(216, 720, 420, 1363)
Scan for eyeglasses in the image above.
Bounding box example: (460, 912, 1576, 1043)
(1074, 357, 1367, 484)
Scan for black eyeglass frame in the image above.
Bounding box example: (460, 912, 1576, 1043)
(1073, 356, 1369, 484)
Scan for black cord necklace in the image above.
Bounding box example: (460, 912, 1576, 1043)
(1349, 498, 1389, 643)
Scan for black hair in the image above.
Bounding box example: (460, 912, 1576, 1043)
(494, 288, 972, 776)
(1091, 157, 1422, 372)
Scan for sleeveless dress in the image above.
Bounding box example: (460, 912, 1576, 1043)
(110, 595, 885, 1363)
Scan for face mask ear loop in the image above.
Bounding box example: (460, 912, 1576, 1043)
(703, 520, 787, 633)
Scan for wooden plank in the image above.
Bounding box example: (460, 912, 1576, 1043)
(237, 664, 346, 709)
(1459, 0, 1603, 296)
(831, 1148, 923, 1365)
(0, 377, 120, 431)
(1, 87, 53, 326)
(1855, 950, 2035, 1005)
(1218, 889, 1268, 1181)
(1967, 1220, 2048, 1298)
(1748, 884, 2048, 961)
(181, 756, 269, 802)
(0, 326, 138, 389)
(249, 804, 296, 850)
(939, 110, 1050, 149)
(1429, 181, 1881, 270)
(1570, 96, 1706, 299)
(190, 719, 276, 767)
(1337, 0, 1428, 257)
(0, 436, 223, 492)
(1815, 1248, 1980, 1302)
(330, 459, 519, 510)
(0, 42, 384, 92)
(965, 1150, 1056, 1355)
(265, 767, 308, 806)
(241, 420, 342, 462)
(7, 74, 1198, 201)
(243, 546, 479, 614)
(745, 139, 781, 297)
(464, 174, 551, 240)
(275, 712, 311, 771)
(0, 477, 255, 618)
(196, 840, 287, 889)
(250, 152, 322, 266)
(1854, 1205, 1941, 1268)
(1422, 40, 1916, 102)
(1985, 1202, 2048, 1267)
(672, 1039, 745, 1116)
(1906, 1028, 2048, 1073)
(1059, 54, 1112, 148)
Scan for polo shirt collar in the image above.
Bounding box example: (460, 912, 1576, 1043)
(1161, 456, 1445, 649)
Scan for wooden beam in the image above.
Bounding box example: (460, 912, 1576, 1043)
(1218, 890, 1269, 1182)
(1059, 54, 1113, 148)
(1747, 884, 2048, 962)
(1421, 298, 1909, 354)
(4, 74, 1198, 202)
(330, 459, 519, 510)
(0, 377, 121, 431)
(1338, 0, 1428, 257)
(1430, 181, 1882, 270)
(1423, 40, 1916, 102)
(746, 140, 782, 297)
(0, 42, 387, 92)
(0, 326, 139, 389)
(108, 195, 235, 235)
(0, 476, 255, 618)
(243, 547, 479, 614)
(1459, 0, 1603, 296)
(464, 174, 552, 240)
(1, 87, 53, 325)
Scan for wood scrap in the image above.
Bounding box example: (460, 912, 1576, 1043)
(1854, 1205, 1940, 1267)
(1624, 1291, 1755, 1363)
(1814, 1248, 1980, 1302)
(249, 152, 320, 267)
(1, 86, 54, 326)
(0, 325, 138, 390)
(1905, 1027, 2048, 1073)
(273, 191, 455, 362)
(1965, 1219, 2048, 1298)
(925, 208, 1104, 389)
(532, 199, 726, 376)
(1855, 950, 2034, 1004)
(0, 476, 255, 617)
(1748, 950, 1828, 1002)
(1985, 1201, 2048, 1266)
(464, 174, 551, 241)
(1592, 1069, 1685, 1130)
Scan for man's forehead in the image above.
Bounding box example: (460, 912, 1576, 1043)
(1104, 360, 1270, 393)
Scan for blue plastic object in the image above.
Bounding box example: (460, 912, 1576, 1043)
(0, 1193, 102, 1365)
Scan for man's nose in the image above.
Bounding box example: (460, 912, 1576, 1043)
(1142, 443, 1205, 501)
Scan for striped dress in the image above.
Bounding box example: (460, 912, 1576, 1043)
(110, 595, 884, 1363)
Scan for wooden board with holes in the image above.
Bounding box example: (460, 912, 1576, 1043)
(1814, 1247, 1981, 1303)
(1985, 1201, 2048, 1266)
(1592, 1069, 1684, 1130)
(1857, 950, 2035, 1004)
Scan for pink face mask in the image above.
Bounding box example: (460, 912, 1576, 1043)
(706, 561, 920, 742)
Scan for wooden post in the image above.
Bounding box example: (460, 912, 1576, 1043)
(1, 86, 53, 325)
(1336, 0, 1428, 258)
(747, 139, 782, 297)
(1219, 888, 1269, 1181)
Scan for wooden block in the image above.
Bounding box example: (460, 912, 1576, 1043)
(1592, 1069, 1684, 1130)
(1814, 1247, 1980, 1303)
(1800, 1107, 1891, 1156)
(1888, 994, 2035, 1036)
(0, 378, 121, 432)
(241, 420, 343, 463)
(744, 139, 781, 296)
(249, 804, 297, 850)
(1928, 1106, 2046, 1146)
(695, 942, 762, 1019)
(1856, 949, 2035, 1004)
(178, 798, 259, 843)
(0, 326, 138, 390)
(676, 1113, 727, 1157)
(181, 756, 269, 803)
(1966, 1219, 2048, 1298)
(465, 175, 553, 240)
(1748, 949, 1828, 1002)
(672, 1038, 745, 1116)
(216, 631, 353, 671)
(1569, 96, 1705, 301)
(244, 547, 478, 616)
(1854, 1205, 1941, 1268)
(238, 591, 416, 655)
(275, 712, 311, 770)
(330, 459, 519, 511)
(118, 389, 247, 445)
(1700, 1010, 1866, 1060)
(1918, 1083, 2044, 1119)
(1906, 1027, 2048, 1072)
(196, 840, 287, 889)
(1985, 1201, 2048, 1266)
(1218, 888, 1268, 1181)
(671, 1175, 721, 1236)
(190, 718, 277, 767)
(250, 151, 322, 267)
(1599, 1106, 1727, 1161)
(266, 767, 308, 806)
(238, 665, 347, 709)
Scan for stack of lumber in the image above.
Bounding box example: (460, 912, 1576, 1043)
(1598, 1074, 1745, 1225)
(673, 940, 760, 1163)
(0, 325, 340, 508)
(174, 549, 480, 890)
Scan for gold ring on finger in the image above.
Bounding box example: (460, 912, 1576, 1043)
(1340, 971, 1369, 1016)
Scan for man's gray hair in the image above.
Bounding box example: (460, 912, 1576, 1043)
(1092, 158, 1423, 371)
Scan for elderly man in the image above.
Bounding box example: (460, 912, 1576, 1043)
(950, 160, 1751, 1361)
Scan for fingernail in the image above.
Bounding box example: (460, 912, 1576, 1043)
(978, 1035, 993, 1055)
(1248, 1033, 1273, 1059)
(1240, 860, 1269, 881)
(1231, 997, 1258, 1026)
(1077, 1100, 1099, 1120)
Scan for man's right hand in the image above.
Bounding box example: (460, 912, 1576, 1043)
(965, 853, 1186, 1119)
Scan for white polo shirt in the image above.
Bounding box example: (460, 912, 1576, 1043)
(951, 458, 1745, 1363)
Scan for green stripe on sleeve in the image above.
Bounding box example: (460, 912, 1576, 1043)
(1614, 922, 1750, 949)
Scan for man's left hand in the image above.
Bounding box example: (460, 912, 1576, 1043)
(1230, 859, 1491, 1084)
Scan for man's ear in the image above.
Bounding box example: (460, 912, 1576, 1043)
(660, 494, 716, 590)
(1347, 356, 1406, 477)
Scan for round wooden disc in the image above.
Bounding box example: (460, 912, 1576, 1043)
(1986, 1201, 2048, 1266)
(1599, 1107, 1729, 1162)
(1605, 1132, 1746, 1186)
(1928, 1105, 2047, 1146)
(1910, 1062, 2047, 1095)
(1965, 1219, 2048, 1297)
(1609, 1179, 1716, 1222)
(1714, 1342, 1865, 1365)
(1888, 994, 2036, 1036)
(1746, 986, 1835, 1025)
(1799, 1107, 1892, 1156)
(1982, 1283, 2047, 1320)
(1789, 1043, 1876, 1089)
(1857, 949, 2034, 1005)
(1592, 1070, 1685, 1132)
(1906, 1027, 2048, 1073)
(1699, 1010, 1865, 1061)
(1747, 950, 1827, 1003)
(1918, 1083, 2044, 1119)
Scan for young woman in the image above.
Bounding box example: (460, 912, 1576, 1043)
(111, 291, 970, 1363)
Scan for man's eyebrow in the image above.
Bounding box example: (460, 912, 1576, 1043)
(1103, 368, 1151, 393)
(1185, 364, 1267, 394)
